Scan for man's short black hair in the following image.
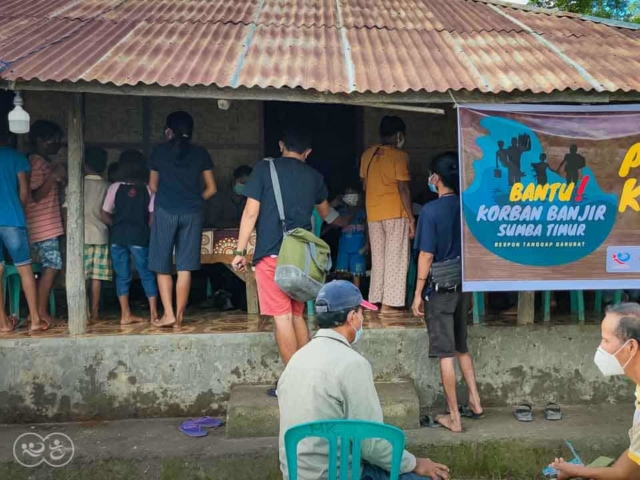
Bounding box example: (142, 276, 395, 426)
(85, 147, 108, 174)
(379, 115, 406, 138)
(233, 165, 253, 180)
(431, 151, 460, 194)
(29, 120, 62, 146)
(281, 126, 312, 154)
(107, 162, 119, 182)
(607, 302, 640, 344)
(317, 308, 353, 328)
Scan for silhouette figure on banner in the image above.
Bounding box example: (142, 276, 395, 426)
(531, 153, 553, 186)
(558, 144, 586, 184)
(494, 134, 531, 186)
(494, 140, 510, 179)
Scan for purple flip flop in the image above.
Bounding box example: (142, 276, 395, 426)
(183, 417, 223, 429)
(179, 422, 208, 438)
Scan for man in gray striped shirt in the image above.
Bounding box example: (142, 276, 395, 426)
(278, 281, 449, 480)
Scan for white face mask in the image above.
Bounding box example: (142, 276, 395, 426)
(343, 194, 359, 207)
(348, 312, 364, 344)
(397, 134, 405, 149)
(594, 340, 633, 376)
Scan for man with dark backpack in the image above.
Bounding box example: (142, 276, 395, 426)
(558, 144, 586, 184)
(232, 127, 335, 377)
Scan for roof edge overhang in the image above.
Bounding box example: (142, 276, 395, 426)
(4, 79, 640, 105)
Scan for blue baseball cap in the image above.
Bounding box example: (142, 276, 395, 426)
(315, 281, 378, 315)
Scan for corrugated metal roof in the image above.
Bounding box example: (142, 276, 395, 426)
(1, 0, 639, 95)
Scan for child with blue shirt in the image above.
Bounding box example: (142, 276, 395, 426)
(336, 186, 368, 288)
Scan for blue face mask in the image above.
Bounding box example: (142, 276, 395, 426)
(234, 183, 245, 195)
(349, 312, 364, 344)
(428, 174, 438, 194)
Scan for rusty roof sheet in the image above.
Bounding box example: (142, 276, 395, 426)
(0, 0, 639, 94)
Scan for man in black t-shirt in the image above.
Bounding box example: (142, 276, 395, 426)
(232, 127, 334, 373)
(411, 152, 483, 433)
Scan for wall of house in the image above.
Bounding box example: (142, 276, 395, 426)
(362, 106, 458, 196)
(24, 92, 457, 193)
(24, 92, 263, 187)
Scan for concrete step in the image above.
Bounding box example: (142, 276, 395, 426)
(226, 381, 420, 439)
(0, 405, 632, 479)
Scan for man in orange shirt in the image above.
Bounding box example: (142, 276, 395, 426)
(360, 116, 414, 314)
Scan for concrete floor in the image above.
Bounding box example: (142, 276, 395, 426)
(0, 404, 633, 479)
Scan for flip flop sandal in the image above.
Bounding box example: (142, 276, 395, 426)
(514, 403, 533, 422)
(183, 417, 223, 429)
(544, 403, 562, 421)
(459, 405, 485, 419)
(179, 422, 208, 438)
(420, 415, 442, 428)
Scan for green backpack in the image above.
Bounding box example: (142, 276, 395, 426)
(267, 159, 331, 302)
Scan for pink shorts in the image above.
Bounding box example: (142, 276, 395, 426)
(255, 256, 305, 317)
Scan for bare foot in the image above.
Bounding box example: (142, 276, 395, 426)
(30, 318, 50, 332)
(121, 315, 145, 326)
(39, 311, 56, 326)
(152, 316, 176, 328)
(468, 399, 484, 416)
(173, 313, 184, 330)
(436, 414, 462, 433)
(0, 315, 16, 332)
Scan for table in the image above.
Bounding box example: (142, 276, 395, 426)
(200, 229, 259, 315)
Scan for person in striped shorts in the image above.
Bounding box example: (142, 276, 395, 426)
(25, 120, 66, 328)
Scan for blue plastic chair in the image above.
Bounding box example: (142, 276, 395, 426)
(285, 420, 405, 480)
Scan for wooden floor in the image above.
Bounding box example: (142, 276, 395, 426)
(0, 304, 599, 339)
(0, 309, 431, 339)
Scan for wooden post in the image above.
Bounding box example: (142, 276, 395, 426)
(66, 93, 87, 335)
(517, 291, 535, 325)
(142, 97, 151, 158)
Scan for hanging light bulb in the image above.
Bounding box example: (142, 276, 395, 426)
(8, 91, 30, 134)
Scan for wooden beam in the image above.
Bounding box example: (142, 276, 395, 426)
(517, 291, 535, 325)
(66, 93, 87, 335)
(8, 79, 638, 105)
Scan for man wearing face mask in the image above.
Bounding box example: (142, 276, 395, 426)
(204, 165, 252, 228)
(549, 302, 640, 480)
(360, 116, 414, 315)
(412, 152, 482, 433)
(278, 280, 449, 480)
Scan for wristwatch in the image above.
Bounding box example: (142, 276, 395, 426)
(233, 249, 247, 256)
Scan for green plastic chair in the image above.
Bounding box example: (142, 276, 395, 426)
(542, 290, 624, 323)
(472, 292, 485, 324)
(2, 263, 56, 320)
(285, 419, 405, 480)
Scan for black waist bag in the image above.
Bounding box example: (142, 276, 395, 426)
(430, 257, 462, 290)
